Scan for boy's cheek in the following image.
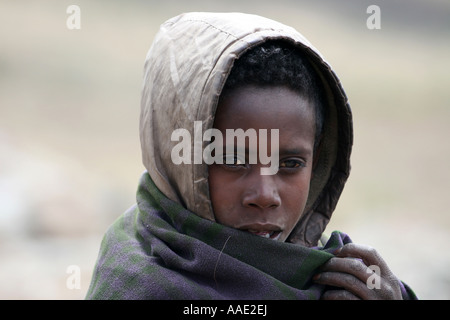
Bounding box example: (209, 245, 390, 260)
(208, 169, 239, 225)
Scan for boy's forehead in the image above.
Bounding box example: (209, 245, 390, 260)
(214, 86, 315, 131)
(212, 86, 316, 155)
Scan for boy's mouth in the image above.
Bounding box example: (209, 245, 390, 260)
(245, 229, 282, 241)
(238, 224, 283, 241)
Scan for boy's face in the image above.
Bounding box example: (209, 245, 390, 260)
(208, 86, 316, 242)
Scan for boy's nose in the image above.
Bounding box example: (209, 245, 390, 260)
(242, 173, 281, 209)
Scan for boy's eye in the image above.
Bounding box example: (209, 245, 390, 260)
(223, 154, 245, 166)
(280, 159, 305, 169)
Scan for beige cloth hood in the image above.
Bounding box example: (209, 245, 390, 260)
(139, 12, 353, 246)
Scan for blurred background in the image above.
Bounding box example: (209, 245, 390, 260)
(1, 0, 449, 299)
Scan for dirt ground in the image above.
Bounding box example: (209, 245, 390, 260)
(1, 0, 449, 299)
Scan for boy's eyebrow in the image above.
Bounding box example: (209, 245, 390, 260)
(279, 147, 312, 157)
(221, 145, 312, 156)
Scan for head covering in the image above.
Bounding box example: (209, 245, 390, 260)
(139, 12, 353, 247)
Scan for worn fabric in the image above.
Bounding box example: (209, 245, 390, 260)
(86, 173, 416, 299)
(87, 173, 343, 299)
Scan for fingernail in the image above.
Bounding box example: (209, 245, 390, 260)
(312, 273, 321, 281)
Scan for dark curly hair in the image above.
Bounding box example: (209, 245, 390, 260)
(221, 40, 325, 151)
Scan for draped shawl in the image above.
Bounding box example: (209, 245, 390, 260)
(87, 173, 348, 299)
(86, 173, 416, 299)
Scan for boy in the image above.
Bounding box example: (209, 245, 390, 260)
(86, 12, 416, 300)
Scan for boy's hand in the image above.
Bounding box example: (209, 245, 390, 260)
(313, 243, 403, 300)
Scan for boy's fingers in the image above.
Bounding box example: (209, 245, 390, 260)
(313, 271, 377, 300)
(333, 243, 403, 299)
(316, 244, 404, 300)
(336, 243, 390, 273)
(319, 257, 373, 284)
(321, 289, 360, 300)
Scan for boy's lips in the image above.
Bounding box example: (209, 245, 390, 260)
(239, 224, 283, 241)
